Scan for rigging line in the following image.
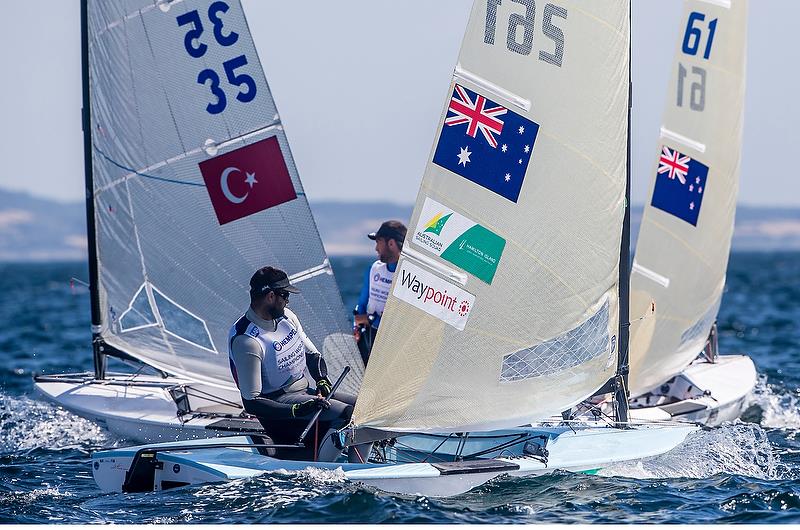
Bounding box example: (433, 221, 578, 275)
(420, 433, 455, 463)
(182, 387, 242, 409)
(94, 147, 205, 189)
(390, 437, 453, 462)
(455, 433, 469, 462)
(462, 434, 532, 460)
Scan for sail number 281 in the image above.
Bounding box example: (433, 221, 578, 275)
(484, 0, 568, 67)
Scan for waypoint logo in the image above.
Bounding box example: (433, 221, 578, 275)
(392, 260, 476, 331)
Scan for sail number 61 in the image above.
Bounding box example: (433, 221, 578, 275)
(484, 0, 568, 67)
(682, 11, 718, 59)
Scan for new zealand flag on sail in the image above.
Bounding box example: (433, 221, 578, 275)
(432, 84, 539, 203)
(651, 145, 710, 226)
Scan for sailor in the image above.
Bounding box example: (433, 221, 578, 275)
(228, 266, 370, 463)
(353, 220, 407, 363)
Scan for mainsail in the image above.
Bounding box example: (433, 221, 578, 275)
(353, 1, 630, 433)
(84, 0, 363, 392)
(629, 0, 747, 397)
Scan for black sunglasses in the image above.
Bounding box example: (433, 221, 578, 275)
(272, 290, 290, 301)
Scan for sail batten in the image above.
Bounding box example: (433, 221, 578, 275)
(353, 0, 630, 433)
(87, 0, 363, 392)
(629, 0, 747, 396)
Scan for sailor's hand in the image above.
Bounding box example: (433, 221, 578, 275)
(354, 314, 370, 326)
(291, 398, 330, 418)
(316, 378, 333, 397)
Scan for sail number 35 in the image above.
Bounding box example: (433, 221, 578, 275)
(176, 1, 257, 115)
(484, 0, 567, 67)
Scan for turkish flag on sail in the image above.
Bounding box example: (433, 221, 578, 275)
(200, 136, 297, 225)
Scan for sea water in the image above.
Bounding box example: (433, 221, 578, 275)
(0, 254, 798, 523)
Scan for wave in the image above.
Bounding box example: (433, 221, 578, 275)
(0, 393, 110, 453)
(0, 486, 72, 507)
(746, 375, 800, 431)
(600, 422, 786, 480)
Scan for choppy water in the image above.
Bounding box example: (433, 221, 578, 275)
(0, 254, 799, 523)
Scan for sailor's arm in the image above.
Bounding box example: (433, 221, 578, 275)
(286, 310, 331, 394)
(353, 265, 372, 326)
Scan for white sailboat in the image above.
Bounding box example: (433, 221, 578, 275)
(34, 0, 364, 442)
(92, 0, 697, 497)
(623, 0, 756, 425)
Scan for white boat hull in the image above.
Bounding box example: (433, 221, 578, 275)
(92, 423, 697, 497)
(628, 354, 757, 426)
(34, 373, 256, 443)
(37, 353, 754, 448)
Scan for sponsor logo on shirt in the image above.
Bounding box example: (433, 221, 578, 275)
(373, 272, 392, 284)
(392, 260, 476, 331)
(248, 326, 260, 338)
(272, 328, 297, 352)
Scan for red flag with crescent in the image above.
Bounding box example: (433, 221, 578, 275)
(200, 136, 296, 225)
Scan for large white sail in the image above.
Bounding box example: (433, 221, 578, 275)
(629, 0, 747, 397)
(86, 0, 363, 392)
(353, 1, 629, 433)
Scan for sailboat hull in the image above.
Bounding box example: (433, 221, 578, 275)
(628, 354, 756, 426)
(33, 374, 254, 443)
(91, 423, 697, 497)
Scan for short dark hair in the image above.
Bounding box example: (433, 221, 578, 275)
(249, 266, 300, 303)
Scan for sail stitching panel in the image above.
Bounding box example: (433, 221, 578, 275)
(139, 2, 189, 161)
(500, 299, 610, 381)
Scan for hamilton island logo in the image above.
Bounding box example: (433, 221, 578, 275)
(423, 212, 452, 236)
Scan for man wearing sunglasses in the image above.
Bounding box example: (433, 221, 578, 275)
(228, 266, 369, 462)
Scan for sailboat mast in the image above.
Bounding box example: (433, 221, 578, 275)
(614, 2, 633, 426)
(80, 0, 106, 379)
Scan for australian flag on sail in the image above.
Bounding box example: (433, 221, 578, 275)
(432, 83, 539, 203)
(651, 145, 710, 226)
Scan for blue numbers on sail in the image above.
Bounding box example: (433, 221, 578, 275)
(677, 12, 718, 112)
(176, 1, 256, 115)
(483, 0, 567, 67)
(682, 12, 718, 60)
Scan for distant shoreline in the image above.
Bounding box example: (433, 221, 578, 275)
(2, 187, 800, 261)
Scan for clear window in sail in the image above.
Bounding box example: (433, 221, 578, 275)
(119, 284, 158, 332)
(151, 286, 217, 353)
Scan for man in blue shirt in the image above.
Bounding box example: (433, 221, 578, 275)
(354, 220, 407, 363)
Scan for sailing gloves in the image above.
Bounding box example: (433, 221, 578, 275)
(316, 378, 333, 397)
(291, 398, 330, 418)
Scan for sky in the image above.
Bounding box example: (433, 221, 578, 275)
(0, 0, 798, 206)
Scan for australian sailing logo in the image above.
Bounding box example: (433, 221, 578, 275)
(423, 212, 452, 236)
(392, 260, 476, 331)
(412, 197, 506, 285)
(415, 210, 450, 253)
